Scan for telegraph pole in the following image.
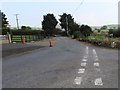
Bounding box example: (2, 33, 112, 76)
(14, 14, 19, 30)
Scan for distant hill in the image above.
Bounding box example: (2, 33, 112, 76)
(91, 24, 118, 30)
(10, 27, 42, 30)
(106, 24, 118, 29)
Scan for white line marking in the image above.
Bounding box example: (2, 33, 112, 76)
(94, 62, 99, 67)
(81, 62, 87, 67)
(78, 68, 85, 73)
(94, 78, 103, 86)
(93, 49, 96, 52)
(93, 49, 97, 55)
(86, 46, 89, 50)
(82, 59, 87, 61)
(74, 77, 82, 85)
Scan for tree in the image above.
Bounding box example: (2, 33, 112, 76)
(108, 29, 114, 34)
(21, 26, 31, 30)
(26, 26, 31, 30)
(69, 22, 80, 35)
(42, 13, 58, 36)
(0, 11, 9, 28)
(80, 25, 93, 37)
(21, 26, 26, 30)
(73, 31, 82, 39)
(98, 29, 101, 33)
(59, 13, 74, 36)
(53, 28, 62, 35)
(0, 11, 10, 35)
(101, 25, 107, 30)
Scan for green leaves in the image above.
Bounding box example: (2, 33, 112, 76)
(80, 25, 93, 37)
(100, 25, 107, 30)
(59, 13, 93, 37)
(21, 26, 32, 30)
(0, 11, 10, 35)
(59, 13, 74, 35)
(0, 11, 9, 28)
(42, 13, 58, 36)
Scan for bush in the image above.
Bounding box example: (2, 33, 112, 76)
(73, 31, 82, 39)
(116, 41, 120, 49)
(2, 28, 11, 35)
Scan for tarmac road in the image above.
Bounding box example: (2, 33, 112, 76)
(2, 37, 118, 88)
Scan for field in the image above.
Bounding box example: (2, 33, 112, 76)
(83, 29, 120, 49)
(89, 29, 120, 41)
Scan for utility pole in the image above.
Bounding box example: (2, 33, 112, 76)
(14, 14, 19, 30)
(66, 16, 68, 36)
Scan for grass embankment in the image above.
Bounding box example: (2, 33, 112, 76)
(79, 30, 120, 49)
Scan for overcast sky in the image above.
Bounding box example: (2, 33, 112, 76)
(1, 0, 119, 28)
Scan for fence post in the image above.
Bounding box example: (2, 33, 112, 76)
(11, 34, 13, 43)
(7, 32, 12, 44)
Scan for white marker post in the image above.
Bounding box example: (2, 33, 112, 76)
(7, 32, 12, 44)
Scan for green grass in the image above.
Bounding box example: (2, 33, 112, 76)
(89, 29, 119, 41)
(92, 29, 109, 34)
(88, 35, 120, 42)
(88, 35, 106, 40)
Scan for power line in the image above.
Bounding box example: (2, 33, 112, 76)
(72, 0, 84, 16)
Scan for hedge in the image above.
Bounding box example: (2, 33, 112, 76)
(11, 30, 44, 35)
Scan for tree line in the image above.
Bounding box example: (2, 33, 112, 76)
(42, 13, 93, 38)
(1, 10, 119, 38)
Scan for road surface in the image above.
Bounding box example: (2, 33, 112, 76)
(3, 37, 118, 88)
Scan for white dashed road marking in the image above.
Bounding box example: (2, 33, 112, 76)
(78, 68, 85, 74)
(81, 62, 87, 67)
(74, 47, 103, 87)
(94, 62, 99, 67)
(94, 78, 103, 86)
(74, 77, 82, 85)
(86, 46, 89, 50)
(82, 59, 87, 62)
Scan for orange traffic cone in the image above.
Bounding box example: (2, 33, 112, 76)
(22, 36, 26, 44)
(49, 40, 52, 47)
